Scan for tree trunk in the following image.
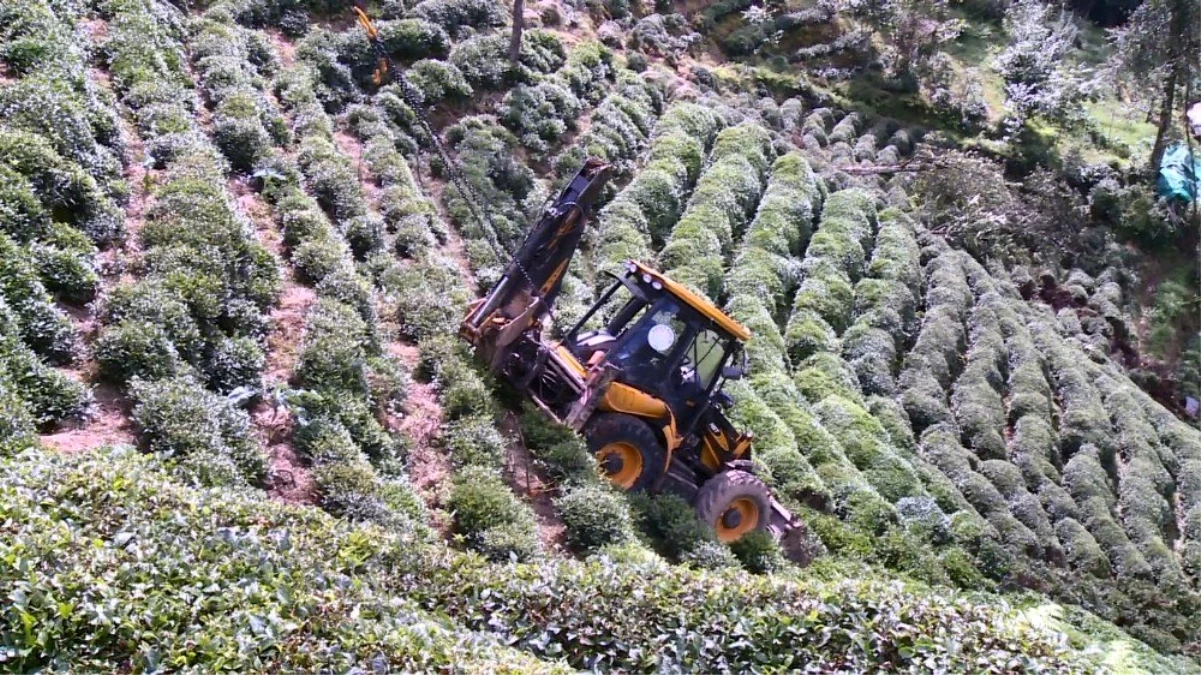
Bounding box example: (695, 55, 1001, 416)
(1150, 64, 1178, 172)
(509, 0, 524, 64)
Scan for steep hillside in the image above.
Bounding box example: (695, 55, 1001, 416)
(2, 0, 1200, 671)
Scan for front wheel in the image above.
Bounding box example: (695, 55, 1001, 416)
(584, 413, 666, 492)
(694, 470, 772, 543)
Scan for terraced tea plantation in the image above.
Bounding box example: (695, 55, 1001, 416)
(2, 0, 1200, 671)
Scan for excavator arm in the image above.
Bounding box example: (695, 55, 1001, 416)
(461, 159, 611, 372)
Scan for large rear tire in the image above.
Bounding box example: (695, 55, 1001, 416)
(694, 470, 772, 543)
(584, 413, 666, 492)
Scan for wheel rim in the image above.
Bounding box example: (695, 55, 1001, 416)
(715, 497, 760, 542)
(597, 441, 643, 489)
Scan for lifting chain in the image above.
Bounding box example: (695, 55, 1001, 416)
(351, 3, 563, 330)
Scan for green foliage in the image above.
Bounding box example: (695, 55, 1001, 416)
(448, 466, 539, 561)
(411, 0, 506, 36)
(729, 530, 786, 574)
(129, 375, 265, 488)
(519, 406, 597, 484)
(95, 320, 182, 385)
(556, 484, 633, 554)
(451, 31, 566, 90)
(407, 59, 473, 104)
(442, 414, 506, 469)
(630, 492, 718, 561)
(659, 123, 773, 298)
(0, 232, 75, 362)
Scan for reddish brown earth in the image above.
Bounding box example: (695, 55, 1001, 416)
(41, 380, 138, 453)
(268, 29, 297, 67)
(500, 413, 566, 551)
(252, 398, 318, 505)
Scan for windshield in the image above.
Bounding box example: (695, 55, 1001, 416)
(609, 298, 687, 374)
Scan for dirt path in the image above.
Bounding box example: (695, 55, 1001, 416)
(229, 174, 319, 506)
(499, 412, 567, 552)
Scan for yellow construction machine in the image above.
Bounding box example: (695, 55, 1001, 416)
(349, 2, 809, 556)
(460, 160, 810, 554)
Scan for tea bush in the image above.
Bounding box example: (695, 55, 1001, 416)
(0, 231, 76, 362)
(451, 31, 566, 90)
(0, 300, 90, 427)
(411, 0, 506, 37)
(592, 102, 722, 282)
(659, 122, 773, 298)
(129, 375, 265, 488)
(448, 466, 540, 561)
(556, 483, 634, 554)
(0, 446, 1112, 671)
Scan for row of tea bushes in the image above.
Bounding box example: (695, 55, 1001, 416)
(498, 42, 615, 154)
(265, 51, 423, 528)
(0, 0, 136, 435)
(190, 10, 289, 173)
(0, 445, 1098, 673)
(327, 73, 542, 559)
(0, 446, 565, 673)
(91, 0, 279, 487)
(590, 102, 723, 287)
(658, 122, 774, 299)
(721, 152, 830, 513)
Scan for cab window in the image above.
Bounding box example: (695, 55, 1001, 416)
(687, 328, 726, 390)
(609, 298, 687, 379)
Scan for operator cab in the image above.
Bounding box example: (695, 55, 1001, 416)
(564, 261, 749, 434)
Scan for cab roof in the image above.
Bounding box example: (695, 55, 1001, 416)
(629, 261, 751, 342)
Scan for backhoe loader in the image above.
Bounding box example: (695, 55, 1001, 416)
(346, 2, 811, 558)
(460, 160, 813, 558)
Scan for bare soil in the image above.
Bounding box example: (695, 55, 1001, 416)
(500, 412, 567, 552)
(333, 130, 381, 202)
(41, 380, 138, 453)
(268, 29, 297, 68)
(253, 398, 319, 505)
(232, 177, 319, 505)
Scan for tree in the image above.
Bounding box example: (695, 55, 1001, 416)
(1109, 0, 1201, 170)
(994, 0, 1094, 136)
(509, 0, 524, 64)
(856, 0, 963, 89)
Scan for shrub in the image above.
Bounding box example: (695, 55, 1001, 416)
(448, 466, 539, 561)
(631, 492, 718, 560)
(296, 299, 372, 396)
(679, 540, 741, 570)
(442, 414, 506, 469)
(520, 407, 597, 484)
(386, 255, 466, 340)
(100, 283, 204, 365)
(729, 530, 786, 574)
(499, 82, 583, 153)
(0, 448, 1104, 673)
(815, 396, 926, 503)
(94, 320, 182, 385)
(129, 375, 265, 487)
(556, 484, 633, 554)
(407, 59, 473, 104)
(0, 376, 38, 454)
(203, 335, 265, 394)
(0, 232, 74, 361)
(344, 214, 385, 259)
(411, 0, 506, 36)
(28, 238, 98, 305)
